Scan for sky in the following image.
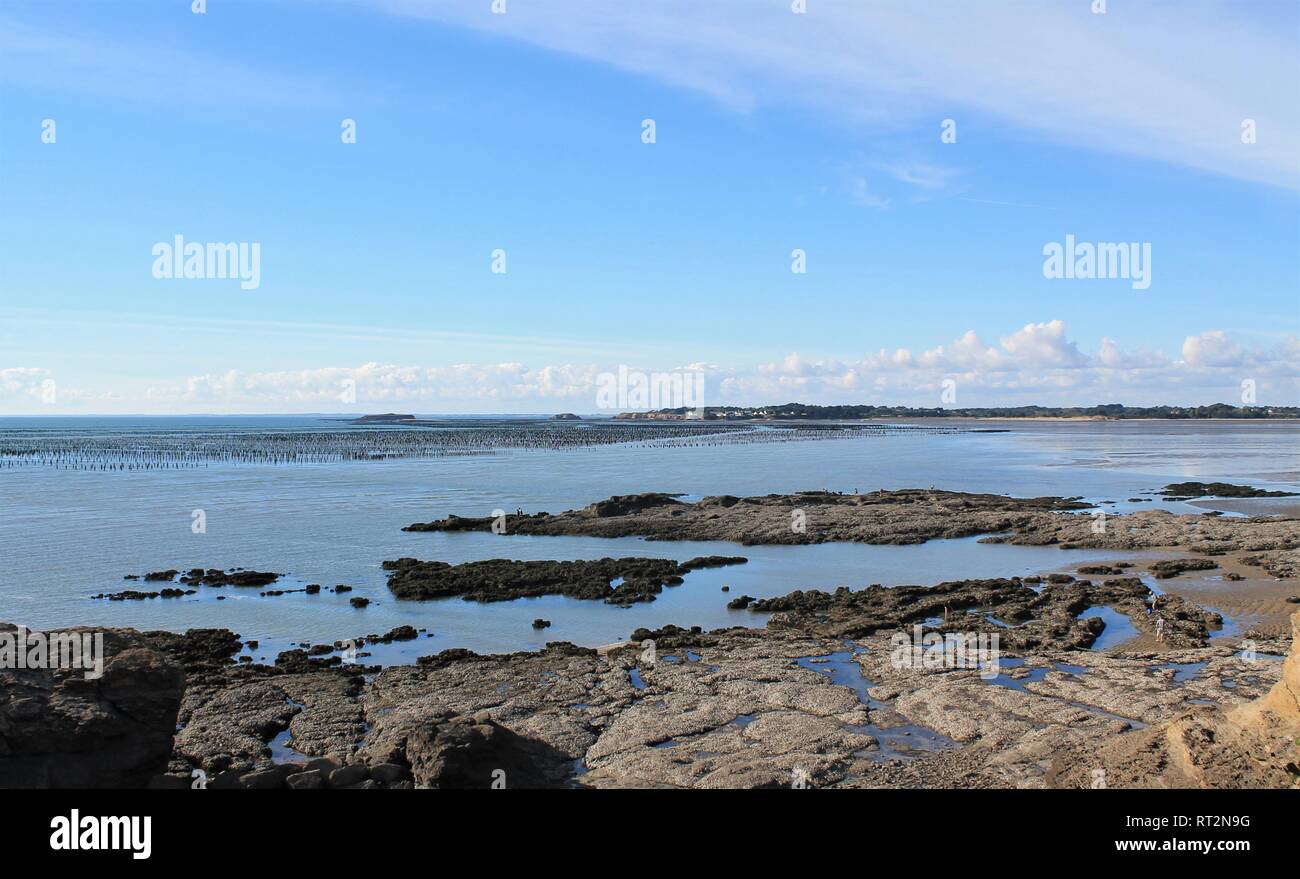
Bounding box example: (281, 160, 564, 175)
(1, 0, 1297, 414)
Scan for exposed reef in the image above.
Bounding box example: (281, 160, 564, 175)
(383, 556, 747, 606)
(1160, 481, 1299, 499)
(402, 490, 1299, 578)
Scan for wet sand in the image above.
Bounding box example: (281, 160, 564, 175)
(1189, 497, 1300, 517)
(1057, 550, 1300, 643)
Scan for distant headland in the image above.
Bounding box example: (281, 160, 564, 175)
(350, 413, 416, 424)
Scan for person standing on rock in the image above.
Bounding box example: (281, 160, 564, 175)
(1155, 616, 1166, 643)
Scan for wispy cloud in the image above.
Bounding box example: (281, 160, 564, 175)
(360, 0, 1299, 189)
(0, 308, 633, 358)
(841, 158, 963, 209)
(0, 15, 334, 109)
(872, 160, 962, 192)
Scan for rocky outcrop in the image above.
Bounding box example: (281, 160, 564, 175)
(1149, 558, 1218, 579)
(383, 556, 745, 606)
(0, 624, 184, 788)
(398, 492, 1299, 579)
(1048, 611, 1300, 788)
(370, 712, 572, 789)
(1160, 481, 1298, 499)
(177, 568, 281, 587)
(402, 489, 1089, 546)
(124, 568, 281, 588)
(752, 576, 1219, 650)
(92, 587, 196, 600)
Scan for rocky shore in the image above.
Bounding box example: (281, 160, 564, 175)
(6, 488, 1297, 790)
(404, 489, 1300, 578)
(403, 489, 1091, 544)
(6, 575, 1294, 789)
(383, 556, 746, 606)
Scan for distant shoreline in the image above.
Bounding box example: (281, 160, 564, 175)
(609, 402, 1300, 422)
(1, 412, 1298, 423)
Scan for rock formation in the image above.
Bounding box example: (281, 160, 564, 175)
(1048, 611, 1300, 788)
(0, 625, 184, 788)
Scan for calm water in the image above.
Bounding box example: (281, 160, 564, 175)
(1, 417, 1296, 657)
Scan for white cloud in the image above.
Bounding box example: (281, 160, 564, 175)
(722, 323, 1299, 407)
(0, 367, 105, 408)
(9, 322, 1296, 413)
(998, 320, 1087, 368)
(0, 368, 52, 401)
(1182, 330, 1244, 367)
(143, 362, 603, 407)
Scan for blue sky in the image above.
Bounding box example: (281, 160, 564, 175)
(1, 0, 1297, 413)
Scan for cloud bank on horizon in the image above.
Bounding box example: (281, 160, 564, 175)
(4, 321, 1296, 414)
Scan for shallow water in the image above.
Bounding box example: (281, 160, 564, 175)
(1154, 661, 1208, 685)
(1080, 606, 1140, 650)
(796, 644, 959, 760)
(1, 417, 1295, 657)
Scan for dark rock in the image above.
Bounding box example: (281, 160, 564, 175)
(327, 763, 369, 788)
(369, 762, 409, 784)
(240, 767, 289, 789)
(175, 569, 281, 588)
(401, 489, 1090, 546)
(305, 757, 341, 774)
(92, 587, 197, 601)
(629, 625, 703, 647)
(401, 714, 571, 789)
(678, 555, 748, 571)
(369, 626, 418, 643)
(0, 624, 185, 788)
(383, 556, 696, 606)
(285, 769, 326, 789)
(209, 769, 245, 789)
(417, 648, 478, 669)
(750, 575, 1220, 650)
(1150, 558, 1219, 579)
(1160, 481, 1299, 499)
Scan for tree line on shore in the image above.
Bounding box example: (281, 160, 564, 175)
(623, 403, 1300, 420)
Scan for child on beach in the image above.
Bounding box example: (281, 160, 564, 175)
(1155, 616, 1166, 643)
